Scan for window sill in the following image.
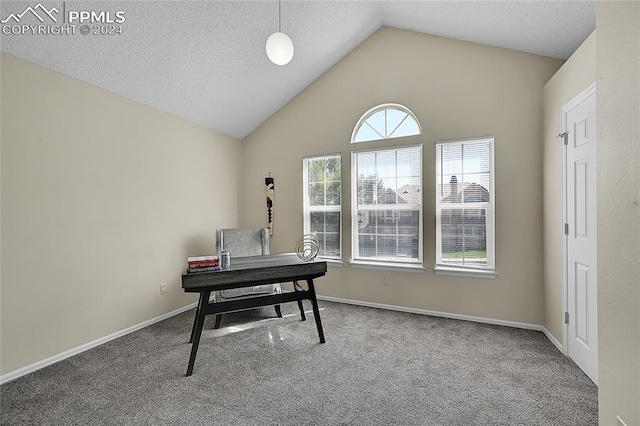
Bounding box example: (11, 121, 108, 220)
(434, 266, 497, 279)
(350, 260, 425, 273)
(321, 258, 343, 267)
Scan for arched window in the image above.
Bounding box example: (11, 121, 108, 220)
(351, 103, 422, 143)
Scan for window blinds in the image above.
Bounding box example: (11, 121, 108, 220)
(436, 138, 495, 271)
(352, 145, 422, 264)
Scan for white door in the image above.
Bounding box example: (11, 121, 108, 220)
(565, 88, 598, 384)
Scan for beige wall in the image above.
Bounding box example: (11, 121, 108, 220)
(541, 32, 596, 342)
(241, 27, 563, 324)
(0, 53, 242, 375)
(596, 2, 640, 424)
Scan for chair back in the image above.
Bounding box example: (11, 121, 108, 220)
(216, 228, 270, 258)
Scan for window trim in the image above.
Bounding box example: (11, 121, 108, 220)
(302, 153, 343, 261)
(434, 136, 496, 277)
(351, 103, 422, 144)
(351, 259, 425, 273)
(434, 265, 497, 279)
(350, 144, 423, 269)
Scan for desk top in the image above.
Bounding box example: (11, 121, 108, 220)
(181, 253, 327, 292)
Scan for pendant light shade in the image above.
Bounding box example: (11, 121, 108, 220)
(266, 32, 294, 66)
(266, 0, 294, 66)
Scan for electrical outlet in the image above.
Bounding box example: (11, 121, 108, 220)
(160, 283, 167, 294)
(383, 276, 391, 286)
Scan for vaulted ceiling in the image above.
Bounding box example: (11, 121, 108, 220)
(1, 1, 595, 139)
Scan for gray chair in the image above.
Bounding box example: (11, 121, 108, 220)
(212, 228, 282, 329)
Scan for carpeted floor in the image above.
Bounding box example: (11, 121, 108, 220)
(0, 301, 597, 425)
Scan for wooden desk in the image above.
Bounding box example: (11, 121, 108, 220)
(181, 253, 327, 376)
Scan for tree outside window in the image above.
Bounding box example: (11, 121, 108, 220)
(303, 155, 342, 259)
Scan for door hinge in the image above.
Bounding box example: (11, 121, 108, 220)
(564, 223, 569, 235)
(557, 132, 568, 145)
(565, 312, 569, 324)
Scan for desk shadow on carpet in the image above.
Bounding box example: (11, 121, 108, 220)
(0, 301, 597, 425)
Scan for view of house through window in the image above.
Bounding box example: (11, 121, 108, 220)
(351, 145, 422, 266)
(303, 104, 423, 267)
(436, 137, 495, 273)
(302, 154, 342, 259)
(303, 112, 492, 274)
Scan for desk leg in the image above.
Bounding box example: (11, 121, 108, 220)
(189, 293, 205, 343)
(306, 279, 325, 343)
(213, 315, 222, 329)
(293, 281, 306, 321)
(186, 290, 210, 377)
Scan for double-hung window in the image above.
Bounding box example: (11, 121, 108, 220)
(351, 145, 422, 269)
(303, 154, 342, 260)
(435, 137, 496, 277)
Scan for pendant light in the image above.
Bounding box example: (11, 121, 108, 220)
(265, 0, 294, 66)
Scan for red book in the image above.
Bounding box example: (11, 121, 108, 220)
(188, 260, 219, 268)
(187, 256, 219, 268)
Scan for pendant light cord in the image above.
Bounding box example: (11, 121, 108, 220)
(278, 0, 281, 33)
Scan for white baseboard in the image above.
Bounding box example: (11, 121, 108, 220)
(2, 297, 566, 384)
(317, 295, 546, 332)
(0, 302, 197, 385)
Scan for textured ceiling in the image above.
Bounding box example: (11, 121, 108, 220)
(0, 1, 595, 139)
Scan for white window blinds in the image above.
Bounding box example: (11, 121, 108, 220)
(352, 145, 422, 266)
(436, 138, 495, 272)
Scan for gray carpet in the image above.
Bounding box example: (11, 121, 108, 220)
(1, 301, 597, 425)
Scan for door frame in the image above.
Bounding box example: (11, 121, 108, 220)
(561, 81, 597, 356)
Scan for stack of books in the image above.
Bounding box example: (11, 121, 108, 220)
(187, 255, 220, 273)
